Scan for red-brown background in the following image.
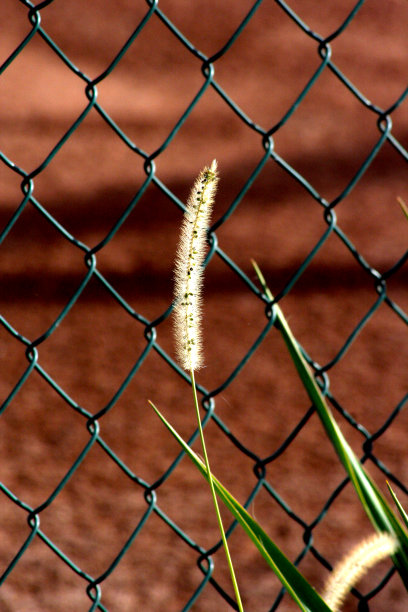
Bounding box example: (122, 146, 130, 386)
(0, 1, 407, 610)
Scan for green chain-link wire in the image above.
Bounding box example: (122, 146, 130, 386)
(0, 1, 407, 610)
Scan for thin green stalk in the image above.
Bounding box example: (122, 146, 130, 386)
(190, 368, 244, 612)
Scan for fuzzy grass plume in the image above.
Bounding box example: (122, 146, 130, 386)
(174, 159, 218, 371)
(172, 161, 244, 611)
(321, 532, 398, 611)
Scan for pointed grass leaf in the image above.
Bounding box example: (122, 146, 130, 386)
(251, 260, 408, 589)
(397, 197, 408, 222)
(387, 483, 408, 531)
(149, 401, 332, 612)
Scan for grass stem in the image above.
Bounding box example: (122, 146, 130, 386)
(190, 368, 244, 612)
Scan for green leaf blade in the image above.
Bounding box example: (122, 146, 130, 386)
(387, 483, 408, 531)
(251, 261, 408, 588)
(150, 401, 332, 612)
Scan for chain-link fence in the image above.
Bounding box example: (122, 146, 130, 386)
(1, 1, 407, 610)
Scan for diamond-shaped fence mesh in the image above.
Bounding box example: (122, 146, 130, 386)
(0, 1, 407, 610)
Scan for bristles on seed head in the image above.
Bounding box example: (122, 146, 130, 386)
(174, 160, 218, 371)
(321, 532, 398, 611)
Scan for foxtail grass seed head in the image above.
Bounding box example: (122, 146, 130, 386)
(321, 532, 398, 611)
(174, 160, 218, 371)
